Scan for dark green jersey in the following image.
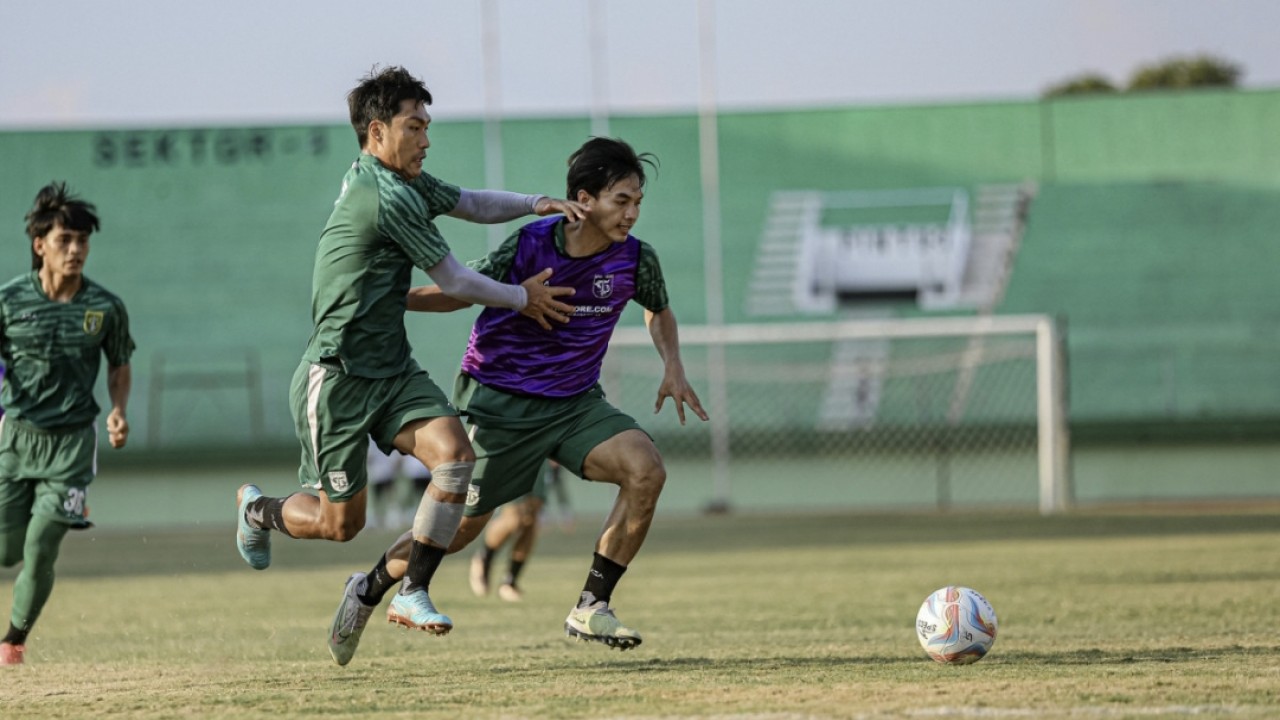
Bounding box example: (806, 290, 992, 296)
(303, 154, 462, 378)
(0, 271, 135, 428)
(472, 222, 669, 312)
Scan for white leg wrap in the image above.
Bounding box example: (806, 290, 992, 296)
(412, 461, 473, 547)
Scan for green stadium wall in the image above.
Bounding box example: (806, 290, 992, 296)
(2, 88, 1279, 453)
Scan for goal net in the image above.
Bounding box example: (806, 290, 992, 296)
(600, 315, 1069, 514)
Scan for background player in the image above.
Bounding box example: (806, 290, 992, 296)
(326, 136, 707, 664)
(468, 460, 564, 602)
(0, 183, 134, 666)
(232, 66, 583, 654)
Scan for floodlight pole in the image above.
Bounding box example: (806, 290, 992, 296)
(481, 0, 506, 250)
(587, 0, 611, 138)
(697, 0, 732, 513)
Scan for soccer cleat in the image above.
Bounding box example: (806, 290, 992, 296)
(387, 589, 453, 635)
(0, 642, 24, 666)
(328, 572, 376, 666)
(564, 600, 643, 650)
(497, 583, 524, 602)
(235, 484, 271, 570)
(468, 551, 490, 597)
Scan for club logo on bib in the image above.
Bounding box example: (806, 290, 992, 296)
(83, 310, 104, 335)
(328, 471, 350, 493)
(592, 274, 614, 299)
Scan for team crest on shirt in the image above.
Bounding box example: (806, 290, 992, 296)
(83, 310, 104, 335)
(328, 471, 350, 492)
(592, 274, 614, 299)
(466, 485, 480, 507)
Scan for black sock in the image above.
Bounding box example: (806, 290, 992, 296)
(246, 495, 294, 536)
(478, 545, 497, 580)
(401, 540, 445, 595)
(504, 559, 525, 587)
(360, 555, 398, 606)
(579, 552, 626, 607)
(3, 623, 28, 646)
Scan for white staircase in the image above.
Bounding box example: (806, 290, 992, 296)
(743, 191, 825, 317)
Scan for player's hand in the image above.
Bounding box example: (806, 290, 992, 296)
(655, 370, 709, 426)
(520, 268, 575, 330)
(534, 197, 588, 223)
(107, 408, 129, 449)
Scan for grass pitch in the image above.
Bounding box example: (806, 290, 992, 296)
(1, 510, 1278, 719)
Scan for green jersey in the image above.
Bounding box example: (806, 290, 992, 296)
(0, 271, 135, 428)
(303, 154, 462, 378)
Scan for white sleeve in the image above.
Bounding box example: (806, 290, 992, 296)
(445, 188, 545, 223)
(425, 254, 528, 310)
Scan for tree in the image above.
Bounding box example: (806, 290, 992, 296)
(1043, 73, 1119, 98)
(1128, 55, 1241, 90)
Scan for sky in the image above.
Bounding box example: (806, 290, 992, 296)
(1, 0, 1279, 129)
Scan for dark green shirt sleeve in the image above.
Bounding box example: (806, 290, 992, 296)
(634, 241, 669, 313)
(102, 296, 136, 367)
(408, 172, 462, 217)
(466, 231, 521, 281)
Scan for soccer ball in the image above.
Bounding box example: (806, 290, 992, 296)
(915, 586, 998, 664)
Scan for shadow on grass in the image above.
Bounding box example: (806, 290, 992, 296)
(454, 644, 1280, 679)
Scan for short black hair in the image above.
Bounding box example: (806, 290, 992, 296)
(26, 182, 99, 271)
(566, 137, 658, 200)
(347, 65, 434, 149)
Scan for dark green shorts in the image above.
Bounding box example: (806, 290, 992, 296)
(0, 417, 96, 530)
(454, 374, 645, 516)
(290, 360, 456, 502)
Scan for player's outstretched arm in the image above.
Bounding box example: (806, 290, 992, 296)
(644, 308, 709, 426)
(106, 364, 131, 448)
(422, 256, 574, 330)
(446, 189, 587, 224)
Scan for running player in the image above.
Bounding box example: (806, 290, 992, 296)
(232, 66, 583, 645)
(0, 183, 135, 666)
(327, 137, 707, 664)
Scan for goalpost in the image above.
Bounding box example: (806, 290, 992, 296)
(602, 314, 1070, 515)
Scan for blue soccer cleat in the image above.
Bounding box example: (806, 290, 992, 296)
(235, 484, 271, 570)
(387, 589, 453, 635)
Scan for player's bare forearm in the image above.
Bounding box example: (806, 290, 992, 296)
(406, 285, 474, 313)
(107, 364, 132, 448)
(644, 308, 709, 424)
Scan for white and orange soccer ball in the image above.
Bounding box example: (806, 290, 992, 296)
(915, 586, 998, 664)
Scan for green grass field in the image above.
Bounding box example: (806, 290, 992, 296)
(2, 509, 1278, 719)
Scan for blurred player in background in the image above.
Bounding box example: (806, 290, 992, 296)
(365, 444, 431, 530)
(327, 137, 707, 665)
(468, 460, 566, 602)
(231, 66, 584, 663)
(0, 183, 135, 666)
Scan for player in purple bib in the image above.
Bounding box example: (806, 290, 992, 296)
(330, 137, 707, 657)
(460, 213, 640, 397)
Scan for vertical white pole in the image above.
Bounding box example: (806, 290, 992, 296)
(1035, 317, 1071, 514)
(587, 0, 611, 138)
(697, 0, 732, 512)
(481, 0, 506, 250)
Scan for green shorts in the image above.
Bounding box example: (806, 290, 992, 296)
(0, 416, 96, 531)
(454, 374, 645, 516)
(290, 359, 456, 502)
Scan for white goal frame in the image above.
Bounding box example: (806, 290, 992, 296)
(610, 314, 1071, 515)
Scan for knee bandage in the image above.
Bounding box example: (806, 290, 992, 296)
(412, 461, 474, 547)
